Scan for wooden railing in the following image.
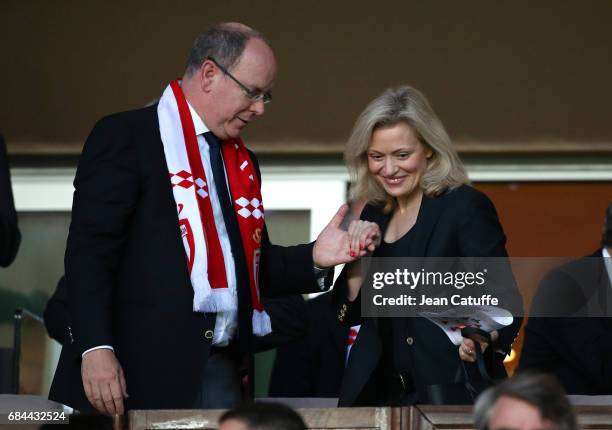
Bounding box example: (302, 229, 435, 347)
(128, 405, 612, 430)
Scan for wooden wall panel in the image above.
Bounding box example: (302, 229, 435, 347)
(476, 182, 612, 257)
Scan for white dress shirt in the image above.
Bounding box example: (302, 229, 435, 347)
(189, 103, 238, 346)
(603, 247, 612, 289)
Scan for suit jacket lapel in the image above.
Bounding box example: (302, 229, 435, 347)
(593, 250, 612, 315)
(567, 250, 609, 316)
(329, 315, 350, 359)
(410, 193, 445, 257)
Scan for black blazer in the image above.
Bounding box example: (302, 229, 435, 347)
(46, 277, 312, 355)
(268, 291, 349, 398)
(0, 135, 20, 267)
(51, 105, 326, 410)
(519, 250, 612, 394)
(334, 185, 523, 406)
(44, 276, 72, 345)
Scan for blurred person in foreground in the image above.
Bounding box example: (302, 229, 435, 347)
(218, 402, 306, 430)
(520, 203, 612, 394)
(333, 86, 523, 406)
(474, 372, 577, 430)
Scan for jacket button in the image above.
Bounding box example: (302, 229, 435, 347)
(406, 337, 414, 346)
(204, 330, 214, 339)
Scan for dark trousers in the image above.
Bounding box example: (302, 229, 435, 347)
(194, 349, 242, 409)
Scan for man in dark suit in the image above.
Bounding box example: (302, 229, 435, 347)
(0, 135, 20, 267)
(519, 204, 612, 394)
(51, 22, 354, 414)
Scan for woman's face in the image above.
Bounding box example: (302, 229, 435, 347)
(367, 123, 432, 200)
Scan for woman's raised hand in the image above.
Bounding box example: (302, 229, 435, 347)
(347, 220, 382, 257)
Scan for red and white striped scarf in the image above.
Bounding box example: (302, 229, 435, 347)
(158, 80, 271, 335)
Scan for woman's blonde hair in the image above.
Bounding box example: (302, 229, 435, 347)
(345, 86, 469, 211)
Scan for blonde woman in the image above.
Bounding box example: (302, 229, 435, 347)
(334, 86, 522, 406)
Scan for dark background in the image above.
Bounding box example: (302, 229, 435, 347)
(2, 1, 612, 153)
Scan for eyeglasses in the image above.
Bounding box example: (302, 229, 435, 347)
(207, 57, 272, 104)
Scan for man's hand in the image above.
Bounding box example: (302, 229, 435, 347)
(313, 205, 382, 268)
(313, 205, 355, 268)
(81, 348, 128, 415)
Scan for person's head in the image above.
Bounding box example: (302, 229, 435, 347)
(602, 203, 612, 251)
(218, 402, 307, 430)
(344, 86, 469, 212)
(181, 22, 277, 140)
(474, 372, 577, 430)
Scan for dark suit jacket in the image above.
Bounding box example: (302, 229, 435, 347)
(333, 185, 523, 406)
(519, 250, 612, 394)
(0, 135, 20, 267)
(255, 295, 310, 353)
(46, 277, 311, 358)
(268, 291, 349, 398)
(51, 105, 326, 411)
(44, 276, 71, 345)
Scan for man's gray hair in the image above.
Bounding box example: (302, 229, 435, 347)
(184, 23, 267, 76)
(474, 372, 577, 430)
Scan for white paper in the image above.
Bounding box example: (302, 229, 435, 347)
(417, 305, 513, 345)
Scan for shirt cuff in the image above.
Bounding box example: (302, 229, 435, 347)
(314, 266, 330, 290)
(82, 345, 114, 358)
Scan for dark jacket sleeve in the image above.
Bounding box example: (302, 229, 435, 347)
(44, 276, 72, 345)
(521, 315, 612, 392)
(256, 294, 309, 352)
(456, 189, 523, 355)
(259, 230, 330, 296)
(0, 136, 21, 267)
(520, 266, 612, 393)
(65, 115, 140, 354)
(248, 149, 333, 297)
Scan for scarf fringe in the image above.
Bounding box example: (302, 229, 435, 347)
(252, 309, 272, 336)
(193, 288, 236, 313)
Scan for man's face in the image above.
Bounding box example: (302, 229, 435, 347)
(206, 38, 277, 140)
(218, 418, 249, 430)
(489, 396, 557, 430)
